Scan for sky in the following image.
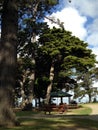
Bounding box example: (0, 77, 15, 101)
(44, 0, 98, 87)
(44, 0, 98, 61)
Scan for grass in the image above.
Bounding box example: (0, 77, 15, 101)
(67, 105, 92, 115)
(0, 104, 98, 130)
(15, 110, 39, 117)
(16, 104, 92, 115)
(1, 117, 98, 130)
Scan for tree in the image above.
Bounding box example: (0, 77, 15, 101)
(0, 0, 18, 126)
(75, 68, 98, 103)
(17, 0, 58, 107)
(38, 27, 96, 104)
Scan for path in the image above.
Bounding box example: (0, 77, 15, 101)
(85, 103, 98, 115)
(84, 103, 98, 121)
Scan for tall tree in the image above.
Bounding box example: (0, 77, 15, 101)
(17, 0, 58, 107)
(0, 0, 18, 126)
(38, 27, 96, 104)
(75, 68, 98, 103)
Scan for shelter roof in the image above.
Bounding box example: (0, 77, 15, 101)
(50, 90, 72, 97)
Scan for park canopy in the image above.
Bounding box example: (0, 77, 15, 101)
(50, 90, 72, 97)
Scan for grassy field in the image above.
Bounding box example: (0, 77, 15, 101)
(66, 104, 92, 115)
(1, 117, 98, 130)
(1, 104, 98, 130)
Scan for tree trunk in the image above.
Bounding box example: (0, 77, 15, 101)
(88, 94, 92, 103)
(28, 68, 35, 105)
(20, 80, 26, 108)
(45, 62, 54, 104)
(28, 0, 40, 105)
(0, 0, 18, 126)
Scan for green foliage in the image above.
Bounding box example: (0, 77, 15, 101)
(16, 0, 97, 102)
(17, 0, 59, 101)
(75, 68, 98, 102)
(74, 87, 86, 99)
(93, 67, 98, 80)
(48, 0, 58, 5)
(38, 27, 96, 92)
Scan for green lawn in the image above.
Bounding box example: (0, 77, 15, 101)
(1, 117, 98, 130)
(66, 105, 92, 115)
(1, 104, 98, 130)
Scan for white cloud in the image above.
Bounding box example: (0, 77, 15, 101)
(71, 0, 98, 18)
(71, 0, 98, 60)
(87, 33, 98, 47)
(45, 7, 87, 40)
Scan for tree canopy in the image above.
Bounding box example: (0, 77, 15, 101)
(35, 27, 96, 102)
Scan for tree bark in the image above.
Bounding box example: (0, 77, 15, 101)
(0, 0, 18, 126)
(45, 61, 54, 104)
(88, 94, 92, 103)
(28, 0, 40, 105)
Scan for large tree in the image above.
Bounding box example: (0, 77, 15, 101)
(17, 0, 58, 108)
(38, 27, 96, 104)
(0, 0, 18, 126)
(0, 0, 60, 124)
(74, 68, 98, 103)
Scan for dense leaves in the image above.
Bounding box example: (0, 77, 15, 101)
(36, 27, 96, 94)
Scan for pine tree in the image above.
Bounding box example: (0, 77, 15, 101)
(38, 27, 96, 104)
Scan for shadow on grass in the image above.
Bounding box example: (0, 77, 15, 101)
(2, 107, 98, 130)
(19, 116, 98, 130)
(1, 115, 98, 130)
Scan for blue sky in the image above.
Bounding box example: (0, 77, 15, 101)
(45, 0, 98, 62)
